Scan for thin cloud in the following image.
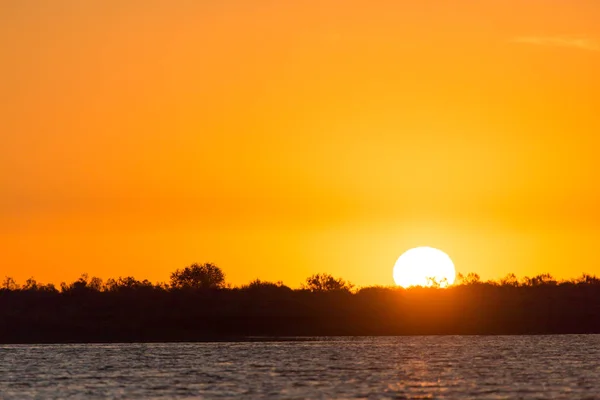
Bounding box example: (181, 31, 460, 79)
(513, 36, 600, 52)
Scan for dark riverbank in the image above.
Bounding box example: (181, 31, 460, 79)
(2, 276, 600, 343)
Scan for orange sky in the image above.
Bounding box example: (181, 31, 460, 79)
(2, 0, 600, 287)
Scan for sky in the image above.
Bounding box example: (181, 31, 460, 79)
(2, 0, 600, 287)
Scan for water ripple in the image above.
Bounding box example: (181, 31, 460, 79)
(0, 336, 599, 399)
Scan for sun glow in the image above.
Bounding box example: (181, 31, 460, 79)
(393, 247, 456, 288)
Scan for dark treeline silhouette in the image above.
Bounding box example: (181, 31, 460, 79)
(2, 263, 600, 343)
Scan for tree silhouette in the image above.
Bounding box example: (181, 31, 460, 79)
(89, 276, 103, 291)
(523, 273, 556, 286)
(244, 279, 290, 290)
(424, 276, 450, 288)
(457, 272, 481, 285)
(2, 276, 19, 291)
(577, 274, 600, 285)
(22, 277, 39, 291)
(302, 273, 353, 292)
(500, 273, 520, 287)
(170, 263, 225, 289)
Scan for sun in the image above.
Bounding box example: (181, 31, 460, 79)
(393, 247, 456, 288)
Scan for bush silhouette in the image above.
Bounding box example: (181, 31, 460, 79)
(170, 263, 225, 289)
(2, 276, 19, 291)
(302, 273, 353, 292)
(243, 279, 292, 292)
(455, 272, 482, 285)
(500, 273, 520, 287)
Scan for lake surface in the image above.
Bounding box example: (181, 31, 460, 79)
(1, 336, 599, 399)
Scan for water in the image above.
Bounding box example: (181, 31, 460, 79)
(1, 336, 599, 399)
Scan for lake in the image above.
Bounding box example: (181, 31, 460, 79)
(1, 336, 599, 399)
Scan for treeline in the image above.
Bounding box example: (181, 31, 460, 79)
(1, 263, 355, 293)
(2, 263, 600, 343)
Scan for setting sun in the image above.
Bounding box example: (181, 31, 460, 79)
(393, 247, 456, 288)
